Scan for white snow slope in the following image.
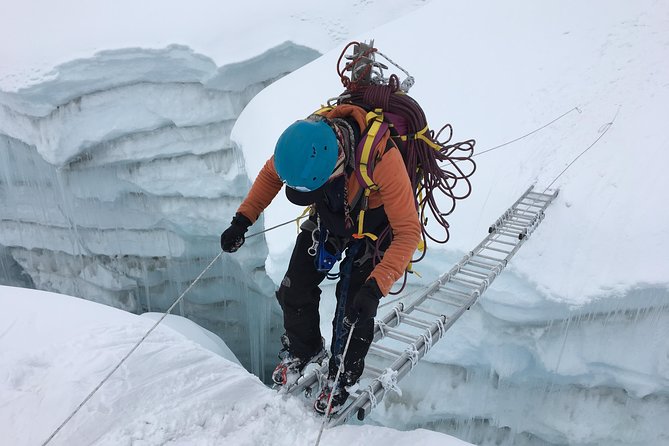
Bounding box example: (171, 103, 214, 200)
(1, 0, 668, 445)
(0, 286, 470, 446)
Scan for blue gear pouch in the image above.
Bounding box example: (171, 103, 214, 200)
(315, 227, 342, 272)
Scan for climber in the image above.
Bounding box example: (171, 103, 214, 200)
(220, 106, 421, 414)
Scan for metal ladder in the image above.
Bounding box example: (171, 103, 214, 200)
(288, 185, 559, 425)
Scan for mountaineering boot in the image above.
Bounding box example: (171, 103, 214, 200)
(272, 336, 328, 387)
(313, 376, 350, 415)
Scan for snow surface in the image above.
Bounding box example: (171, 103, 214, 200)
(1, 0, 668, 445)
(140, 312, 241, 365)
(234, 0, 669, 303)
(0, 0, 427, 91)
(0, 285, 471, 446)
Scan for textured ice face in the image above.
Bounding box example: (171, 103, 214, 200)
(0, 43, 322, 380)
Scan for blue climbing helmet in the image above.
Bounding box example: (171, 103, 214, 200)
(274, 119, 339, 192)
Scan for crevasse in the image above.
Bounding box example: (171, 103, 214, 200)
(0, 42, 320, 380)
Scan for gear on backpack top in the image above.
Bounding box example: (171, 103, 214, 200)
(328, 40, 477, 293)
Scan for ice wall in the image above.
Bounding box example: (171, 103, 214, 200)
(362, 252, 669, 446)
(0, 42, 319, 380)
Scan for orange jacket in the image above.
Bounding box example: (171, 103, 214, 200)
(237, 105, 421, 296)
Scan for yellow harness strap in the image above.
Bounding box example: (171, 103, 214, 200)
(406, 262, 422, 278)
(295, 206, 313, 233)
(352, 189, 378, 241)
(350, 110, 391, 241)
(398, 125, 442, 151)
(358, 109, 385, 190)
(314, 106, 334, 116)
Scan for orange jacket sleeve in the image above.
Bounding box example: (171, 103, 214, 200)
(367, 148, 422, 296)
(236, 156, 284, 223)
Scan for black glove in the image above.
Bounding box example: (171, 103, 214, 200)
(220, 213, 252, 252)
(348, 279, 383, 322)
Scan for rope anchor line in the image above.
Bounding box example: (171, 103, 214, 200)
(40, 218, 303, 446)
(544, 106, 620, 191)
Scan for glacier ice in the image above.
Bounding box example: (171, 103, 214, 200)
(0, 42, 321, 380)
(362, 250, 669, 446)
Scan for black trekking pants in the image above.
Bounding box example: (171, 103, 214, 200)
(275, 228, 377, 385)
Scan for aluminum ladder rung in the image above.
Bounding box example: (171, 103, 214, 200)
(511, 210, 538, 219)
(440, 286, 471, 298)
(473, 253, 507, 263)
(488, 237, 517, 247)
(369, 342, 404, 358)
(457, 268, 489, 280)
(483, 245, 513, 255)
(441, 285, 476, 298)
(467, 259, 497, 270)
(526, 193, 552, 202)
(450, 275, 484, 287)
(448, 277, 482, 289)
(367, 346, 400, 362)
(491, 230, 523, 239)
(382, 327, 419, 344)
(428, 294, 468, 308)
(435, 292, 468, 305)
(508, 217, 535, 226)
(363, 363, 386, 376)
(398, 313, 434, 329)
(499, 221, 527, 231)
(518, 200, 545, 208)
(412, 305, 447, 318)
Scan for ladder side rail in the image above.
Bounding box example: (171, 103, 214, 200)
(329, 310, 455, 426)
(294, 186, 558, 408)
(334, 188, 549, 422)
(406, 186, 533, 316)
(401, 242, 495, 317)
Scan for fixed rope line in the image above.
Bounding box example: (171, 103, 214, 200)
(41, 216, 301, 446)
(544, 106, 620, 192)
(254, 215, 303, 236)
(41, 251, 223, 446)
(473, 106, 582, 158)
(314, 320, 357, 446)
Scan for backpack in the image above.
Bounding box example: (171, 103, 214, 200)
(323, 41, 477, 291)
